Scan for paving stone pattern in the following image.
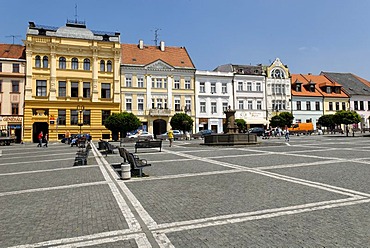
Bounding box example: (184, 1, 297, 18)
(1, 135, 370, 247)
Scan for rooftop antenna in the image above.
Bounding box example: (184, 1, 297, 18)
(6, 35, 21, 44)
(74, 3, 78, 23)
(152, 28, 161, 46)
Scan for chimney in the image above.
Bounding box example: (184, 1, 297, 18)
(160, 41, 165, 51)
(138, 39, 144, 49)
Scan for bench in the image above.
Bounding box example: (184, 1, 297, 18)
(74, 142, 91, 166)
(118, 147, 151, 177)
(100, 140, 118, 156)
(135, 140, 162, 153)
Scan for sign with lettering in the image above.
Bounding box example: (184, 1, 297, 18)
(0, 116, 23, 122)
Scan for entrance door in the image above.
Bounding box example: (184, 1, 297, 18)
(33, 122, 49, 143)
(153, 119, 166, 138)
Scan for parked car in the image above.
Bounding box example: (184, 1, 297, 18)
(248, 127, 265, 136)
(156, 130, 183, 140)
(128, 131, 154, 140)
(192, 129, 215, 139)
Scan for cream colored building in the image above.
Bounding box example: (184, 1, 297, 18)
(265, 58, 291, 122)
(23, 20, 121, 142)
(121, 40, 196, 136)
(0, 44, 26, 142)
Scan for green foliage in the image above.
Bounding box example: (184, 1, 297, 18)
(333, 110, 361, 125)
(235, 119, 246, 132)
(318, 114, 335, 129)
(269, 112, 294, 128)
(170, 113, 193, 133)
(104, 112, 141, 139)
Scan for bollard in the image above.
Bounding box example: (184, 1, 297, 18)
(0, 150, 2, 157)
(121, 163, 131, 180)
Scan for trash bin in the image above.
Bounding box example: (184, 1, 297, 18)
(121, 163, 131, 180)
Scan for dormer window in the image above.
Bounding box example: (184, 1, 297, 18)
(334, 87, 340, 94)
(309, 84, 315, 92)
(326, 86, 332, 93)
(296, 84, 302, 92)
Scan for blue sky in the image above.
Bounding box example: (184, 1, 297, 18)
(1, 0, 370, 79)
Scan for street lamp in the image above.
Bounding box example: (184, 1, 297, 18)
(77, 105, 85, 135)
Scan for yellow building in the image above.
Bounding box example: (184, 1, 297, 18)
(121, 40, 196, 136)
(23, 20, 121, 142)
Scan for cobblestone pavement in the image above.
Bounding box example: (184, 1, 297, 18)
(1, 134, 370, 247)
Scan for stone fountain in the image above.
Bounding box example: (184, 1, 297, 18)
(203, 107, 257, 145)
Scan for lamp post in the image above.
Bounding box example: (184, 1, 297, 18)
(77, 105, 85, 135)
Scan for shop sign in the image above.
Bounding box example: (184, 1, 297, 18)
(1, 116, 23, 122)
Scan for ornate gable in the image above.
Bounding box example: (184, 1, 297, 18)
(145, 60, 174, 71)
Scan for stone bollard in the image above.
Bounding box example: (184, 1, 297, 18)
(121, 163, 131, 180)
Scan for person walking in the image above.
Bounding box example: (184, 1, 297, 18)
(37, 131, 43, 147)
(43, 133, 48, 147)
(168, 129, 174, 147)
(284, 126, 290, 142)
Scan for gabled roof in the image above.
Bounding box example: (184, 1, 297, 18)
(0, 44, 25, 59)
(121, 43, 195, 69)
(321, 72, 370, 96)
(291, 74, 323, 97)
(302, 74, 348, 98)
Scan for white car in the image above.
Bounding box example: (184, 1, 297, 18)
(128, 131, 154, 140)
(156, 130, 183, 140)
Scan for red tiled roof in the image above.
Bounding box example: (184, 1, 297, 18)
(121, 43, 195, 69)
(0, 44, 25, 59)
(291, 74, 323, 97)
(291, 74, 349, 98)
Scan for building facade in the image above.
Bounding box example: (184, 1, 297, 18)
(265, 58, 291, 122)
(291, 74, 324, 130)
(322, 72, 370, 129)
(0, 44, 26, 142)
(23, 20, 121, 142)
(214, 64, 267, 128)
(120, 41, 196, 136)
(195, 70, 233, 133)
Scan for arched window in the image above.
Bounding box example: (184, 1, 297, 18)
(35, 55, 41, 68)
(83, 58, 90, 70)
(59, 57, 66, 69)
(72, 58, 79, 70)
(42, 56, 48, 68)
(100, 60, 105, 72)
(271, 69, 285, 79)
(106, 60, 112, 72)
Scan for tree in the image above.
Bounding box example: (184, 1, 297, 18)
(104, 112, 141, 141)
(317, 114, 335, 133)
(235, 119, 246, 132)
(333, 110, 361, 136)
(170, 113, 193, 133)
(269, 112, 294, 128)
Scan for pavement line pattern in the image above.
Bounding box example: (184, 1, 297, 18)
(0, 157, 74, 166)
(0, 165, 99, 176)
(0, 152, 76, 160)
(91, 145, 142, 232)
(154, 198, 370, 234)
(9, 229, 137, 248)
(0, 181, 107, 197)
(164, 149, 370, 198)
(153, 196, 366, 230)
(6, 139, 370, 247)
(49, 233, 151, 248)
